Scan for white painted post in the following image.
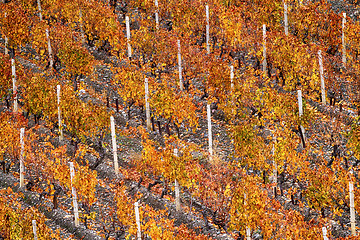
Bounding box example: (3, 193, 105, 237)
(69, 162, 80, 227)
(46, 29, 54, 69)
(322, 227, 329, 240)
(262, 24, 267, 74)
(12, 58, 18, 113)
(79, 9, 85, 45)
(175, 179, 180, 211)
(57, 85, 63, 142)
(299, 125, 306, 145)
(246, 227, 251, 240)
(126, 16, 132, 58)
(244, 193, 251, 240)
(205, 5, 210, 54)
(177, 40, 183, 91)
(284, 3, 289, 36)
(19, 128, 25, 188)
(32, 220, 38, 240)
(349, 181, 356, 236)
(37, 0, 42, 21)
(110, 116, 119, 175)
(272, 143, 277, 196)
(174, 148, 181, 211)
(230, 65, 235, 115)
(4, 13, 8, 55)
(134, 202, 142, 240)
(298, 90, 306, 147)
(207, 104, 213, 158)
(297, 90, 303, 117)
(230, 65, 234, 91)
(318, 50, 326, 105)
(342, 13, 346, 67)
(4, 35, 8, 55)
(145, 78, 151, 131)
(154, 0, 159, 29)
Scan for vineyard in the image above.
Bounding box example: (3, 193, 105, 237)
(2, 0, 360, 239)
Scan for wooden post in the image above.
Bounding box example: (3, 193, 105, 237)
(298, 90, 303, 117)
(57, 85, 63, 143)
(134, 202, 142, 240)
(115, 98, 119, 112)
(12, 59, 18, 113)
(322, 227, 329, 240)
(205, 5, 210, 54)
(262, 24, 267, 74)
(37, 0, 42, 21)
(69, 162, 80, 227)
(145, 78, 151, 131)
(46, 29, 53, 69)
(110, 116, 119, 175)
(230, 65, 234, 91)
(342, 13, 346, 67)
(177, 40, 183, 91)
(318, 50, 326, 104)
(32, 220, 38, 240)
(154, 0, 159, 29)
(19, 128, 25, 188)
(126, 16, 132, 58)
(174, 148, 181, 211)
(284, 3, 289, 36)
(349, 181, 356, 236)
(207, 104, 213, 158)
(79, 9, 85, 45)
